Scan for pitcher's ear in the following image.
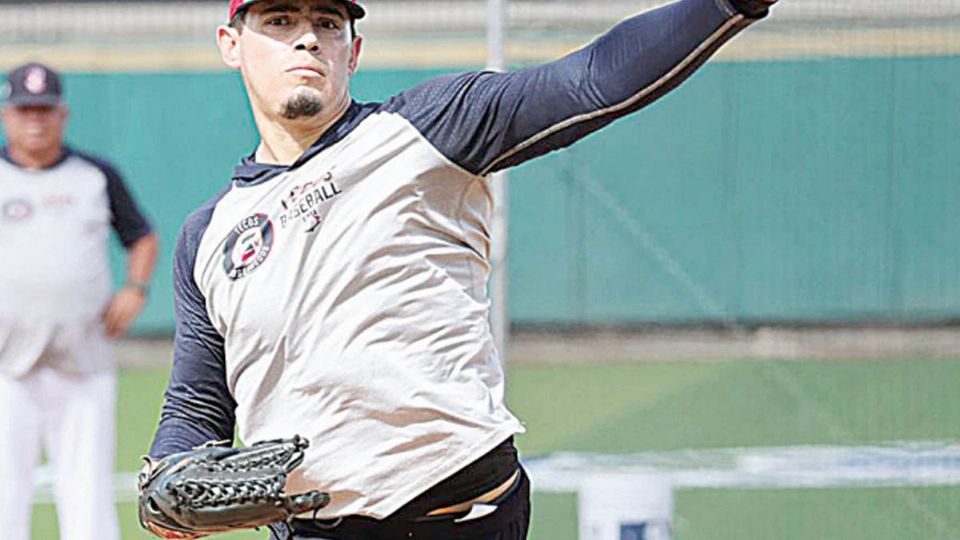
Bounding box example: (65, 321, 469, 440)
(218, 25, 243, 70)
(348, 35, 363, 75)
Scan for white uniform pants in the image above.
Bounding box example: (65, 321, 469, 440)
(0, 367, 120, 540)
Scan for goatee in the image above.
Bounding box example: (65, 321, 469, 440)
(281, 93, 323, 120)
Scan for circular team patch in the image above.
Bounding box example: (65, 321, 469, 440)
(222, 213, 274, 280)
(2, 199, 34, 222)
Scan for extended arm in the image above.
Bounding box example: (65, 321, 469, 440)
(389, 0, 775, 174)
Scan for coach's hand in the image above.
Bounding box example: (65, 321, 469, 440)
(734, 0, 779, 18)
(104, 285, 147, 338)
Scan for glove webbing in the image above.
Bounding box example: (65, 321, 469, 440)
(172, 476, 285, 508)
(209, 452, 292, 472)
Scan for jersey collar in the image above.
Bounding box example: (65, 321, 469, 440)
(232, 100, 376, 187)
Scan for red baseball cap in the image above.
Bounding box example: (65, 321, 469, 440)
(228, 0, 366, 22)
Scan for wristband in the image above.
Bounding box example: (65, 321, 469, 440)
(125, 281, 150, 296)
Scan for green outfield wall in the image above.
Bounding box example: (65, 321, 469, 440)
(2, 56, 958, 331)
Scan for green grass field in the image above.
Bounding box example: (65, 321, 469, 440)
(29, 358, 960, 539)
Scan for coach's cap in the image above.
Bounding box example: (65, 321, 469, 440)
(2, 63, 63, 107)
(228, 0, 366, 23)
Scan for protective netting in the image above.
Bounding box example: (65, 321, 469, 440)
(0, 1, 959, 69)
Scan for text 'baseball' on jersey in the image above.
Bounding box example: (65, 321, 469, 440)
(278, 170, 343, 233)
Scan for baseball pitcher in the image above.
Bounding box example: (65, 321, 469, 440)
(142, 0, 779, 538)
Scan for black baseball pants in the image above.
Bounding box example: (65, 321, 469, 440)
(269, 468, 530, 540)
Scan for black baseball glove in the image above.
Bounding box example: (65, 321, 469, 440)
(138, 435, 330, 539)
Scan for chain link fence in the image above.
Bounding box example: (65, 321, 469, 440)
(0, 1, 958, 70)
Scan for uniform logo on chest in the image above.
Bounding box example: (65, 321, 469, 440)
(278, 171, 343, 233)
(222, 213, 274, 280)
(2, 198, 34, 223)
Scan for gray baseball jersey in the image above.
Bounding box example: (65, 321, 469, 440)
(152, 0, 764, 520)
(0, 147, 152, 376)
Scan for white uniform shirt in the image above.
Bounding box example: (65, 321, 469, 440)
(186, 112, 522, 518)
(0, 149, 151, 376)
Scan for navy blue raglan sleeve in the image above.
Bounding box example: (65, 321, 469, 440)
(79, 152, 153, 247)
(383, 0, 761, 175)
(149, 194, 237, 458)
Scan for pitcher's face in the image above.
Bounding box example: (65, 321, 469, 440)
(218, 0, 362, 123)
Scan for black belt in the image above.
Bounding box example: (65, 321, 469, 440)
(275, 437, 520, 537)
(274, 466, 529, 539)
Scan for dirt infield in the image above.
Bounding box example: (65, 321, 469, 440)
(508, 326, 960, 363)
(117, 326, 960, 369)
